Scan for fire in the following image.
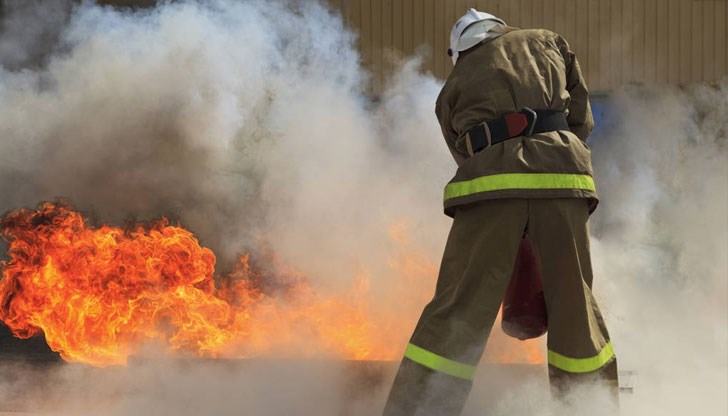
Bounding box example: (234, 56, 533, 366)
(0, 202, 543, 367)
(0, 202, 389, 366)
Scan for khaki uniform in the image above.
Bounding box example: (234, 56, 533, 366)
(383, 29, 617, 416)
(438, 28, 598, 217)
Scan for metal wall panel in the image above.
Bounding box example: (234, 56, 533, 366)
(4, 0, 721, 92)
(334, 0, 728, 93)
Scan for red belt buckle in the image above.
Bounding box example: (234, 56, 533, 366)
(503, 107, 538, 137)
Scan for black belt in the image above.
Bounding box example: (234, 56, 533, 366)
(465, 108, 569, 156)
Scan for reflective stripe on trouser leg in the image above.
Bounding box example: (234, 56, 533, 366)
(527, 199, 619, 389)
(382, 357, 474, 416)
(548, 341, 615, 373)
(382, 200, 529, 416)
(404, 343, 476, 380)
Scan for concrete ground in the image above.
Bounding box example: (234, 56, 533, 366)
(1, 327, 633, 415)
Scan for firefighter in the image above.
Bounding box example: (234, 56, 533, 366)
(382, 9, 618, 415)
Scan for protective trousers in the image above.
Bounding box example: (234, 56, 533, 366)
(382, 199, 618, 416)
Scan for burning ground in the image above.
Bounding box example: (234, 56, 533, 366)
(0, 0, 726, 415)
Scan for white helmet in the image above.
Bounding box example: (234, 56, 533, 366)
(448, 8, 506, 65)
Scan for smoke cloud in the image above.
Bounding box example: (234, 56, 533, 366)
(588, 81, 728, 416)
(0, 0, 452, 275)
(0, 0, 725, 415)
(0, 0, 73, 70)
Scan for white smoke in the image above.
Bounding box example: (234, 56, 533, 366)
(0, 0, 726, 415)
(0, 0, 73, 70)
(587, 81, 728, 416)
(0, 0, 451, 274)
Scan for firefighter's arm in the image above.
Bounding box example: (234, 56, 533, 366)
(557, 35, 594, 141)
(435, 97, 468, 167)
(443, 126, 468, 167)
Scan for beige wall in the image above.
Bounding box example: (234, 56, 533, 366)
(3, 0, 725, 92)
(331, 0, 728, 92)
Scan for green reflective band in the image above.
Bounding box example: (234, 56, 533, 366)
(444, 173, 596, 201)
(548, 341, 615, 373)
(404, 343, 476, 380)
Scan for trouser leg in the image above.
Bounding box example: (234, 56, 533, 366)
(382, 199, 528, 416)
(527, 199, 619, 402)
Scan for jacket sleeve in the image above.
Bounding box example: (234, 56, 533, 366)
(556, 35, 593, 141)
(435, 94, 468, 167)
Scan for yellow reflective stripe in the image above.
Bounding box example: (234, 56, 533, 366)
(404, 343, 476, 380)
(444, 173, 596, 201)
(548, 341, 615, 373)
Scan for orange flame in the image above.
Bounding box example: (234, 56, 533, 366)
(0, 203, 543, 367)
(0, 203, 392, 366)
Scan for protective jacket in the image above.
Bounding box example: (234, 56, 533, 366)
(436, 28, 597, 217)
